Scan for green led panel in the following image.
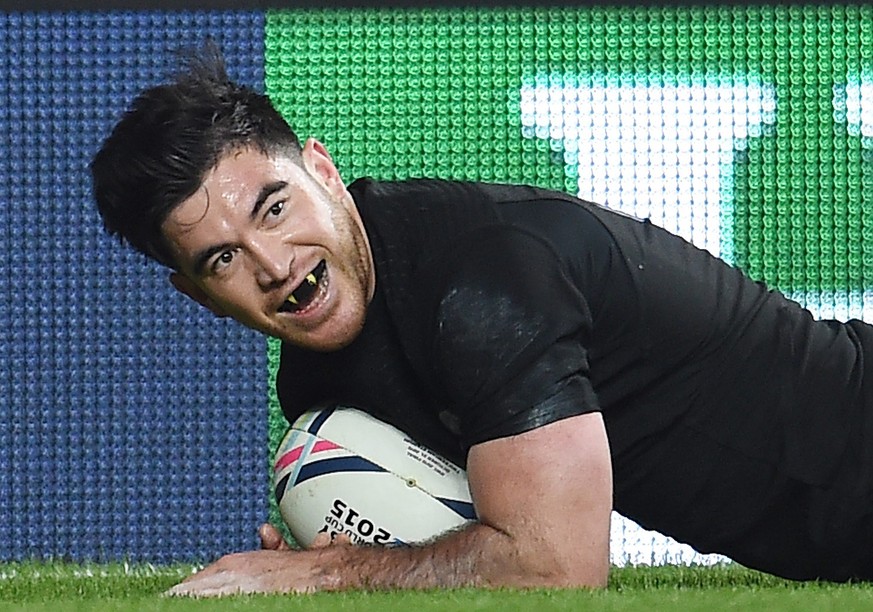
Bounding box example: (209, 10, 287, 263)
(264, 4, 873, 566)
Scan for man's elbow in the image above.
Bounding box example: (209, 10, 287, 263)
(494, 549, 609, 590)
(536, 536, 609, 589)
(504, 566, 608, 590)
(550, 557, 609, 590)
(568, 562, 609, 589)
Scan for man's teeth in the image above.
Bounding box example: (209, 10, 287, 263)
(287, 273, 317, 306)
(283, 261, 327, 312)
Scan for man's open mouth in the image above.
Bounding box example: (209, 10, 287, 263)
(279, 260, 328, 314)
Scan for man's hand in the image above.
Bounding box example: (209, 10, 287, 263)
(164, 525, 310, 597)
(165, 413, 612, 596)
(258, 523, 291, 551)
(260, 522, 353, 551)
(165, 549, 322, 596)
(164, 523, 353, 597)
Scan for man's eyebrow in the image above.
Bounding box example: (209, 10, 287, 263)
(251, 181, 288, 220)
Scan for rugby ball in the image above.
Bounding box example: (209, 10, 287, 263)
(273, 405, 476, 547)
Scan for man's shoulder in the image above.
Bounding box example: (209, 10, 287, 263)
(350, 179, 505, 297)
(357, 179, 571, 282)
(353, 178, 611, 314)
(348, 177, 579, 205)
(348, 177, 486, 207)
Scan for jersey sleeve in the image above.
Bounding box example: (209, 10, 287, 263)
(417, 225, 601, 449)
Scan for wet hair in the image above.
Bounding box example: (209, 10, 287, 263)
(91, 42, 302, 267)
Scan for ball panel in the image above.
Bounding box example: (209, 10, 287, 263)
(296, 455, 387, 485)
(434, 497, 477, 521)
(281, 472, 472, 547)
(275, 439, 342, 474)
(303, 407, 471, 500)
(273, 405, 476, 547)
(291, 405, 336, 436)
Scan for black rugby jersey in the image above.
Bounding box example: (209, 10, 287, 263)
(277, 178, 873, 581)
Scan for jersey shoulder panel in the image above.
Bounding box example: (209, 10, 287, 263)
(411, 224, 600, 446)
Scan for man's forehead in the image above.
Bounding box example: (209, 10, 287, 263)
(165, 150, 273, 229)
(212, 147, 305, 193)
(166, 184, 212, 231)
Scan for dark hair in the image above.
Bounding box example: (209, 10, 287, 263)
(91, 43, 302, 267)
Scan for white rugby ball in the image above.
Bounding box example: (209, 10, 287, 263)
(273, 405, 476, 547)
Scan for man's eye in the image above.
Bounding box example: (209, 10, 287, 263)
(213, 250, 235, 270)
(268, 201, 285, 217)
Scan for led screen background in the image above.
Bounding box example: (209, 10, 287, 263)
(0, 11, 268, 564)
(1, 4, 870, 566)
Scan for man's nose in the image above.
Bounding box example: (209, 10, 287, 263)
(250, 237, 293, 287)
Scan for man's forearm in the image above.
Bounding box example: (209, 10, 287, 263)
(168, 518, 604, 596)
(311, 522, 495, 591)
(307, 521, 593, 592)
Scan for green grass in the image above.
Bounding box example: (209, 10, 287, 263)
(2, 562, 873, 611)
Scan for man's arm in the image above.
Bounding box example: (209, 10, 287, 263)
(166, 412, 612, 596)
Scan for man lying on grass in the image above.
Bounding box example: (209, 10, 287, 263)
(91, 45, 873, 595)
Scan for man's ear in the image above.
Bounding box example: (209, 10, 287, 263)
(300, 138, 346, 200)
(169, 272, 228, 317)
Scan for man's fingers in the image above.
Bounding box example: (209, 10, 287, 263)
(164, 571, 307, 597)
(309, 532, 332, 549)
(262, 523, 356, 551)
(334, 533, 353, 546)
(259, 523, 291, 551)
(309, 531, 353, 549)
